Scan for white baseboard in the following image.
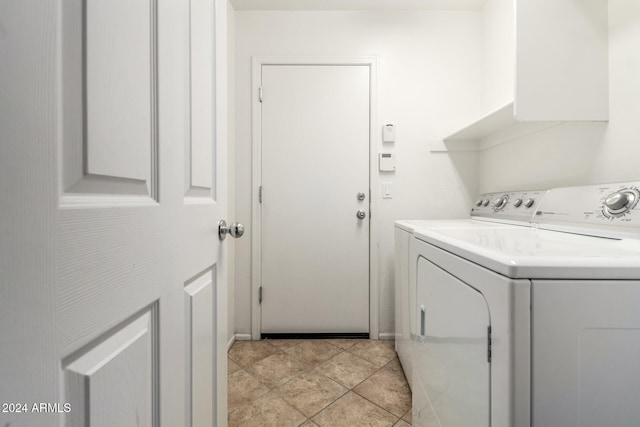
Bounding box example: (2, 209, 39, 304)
(234, 333, 252, 341)
(227, 335, 235, 352)
(378, 332, 395, 341)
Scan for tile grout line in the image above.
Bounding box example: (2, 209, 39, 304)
(349, 390, 402, 423)
(344, 358, 404, 422)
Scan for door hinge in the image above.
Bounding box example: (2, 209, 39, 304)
(258, 286, 263, 304)
(487, 325, 492, 363)
(258, 186, 263, 204)
(259, 86, 263, 103)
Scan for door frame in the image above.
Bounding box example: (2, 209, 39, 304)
(250, 56, 380, 340)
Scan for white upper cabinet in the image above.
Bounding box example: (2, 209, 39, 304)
(443, 0, 608, 150)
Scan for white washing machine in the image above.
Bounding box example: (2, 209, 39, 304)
(409, 182, 640, 427)
(395, 190, 546, 391)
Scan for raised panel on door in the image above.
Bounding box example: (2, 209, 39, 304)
(61, 0, 158, 201)
(64, 306, 158, 427)
(260, 64, 370, 334)
(85, 0, 153, 182)
(415, 256, 490, 427)
(184, 269, 216, 427)
(185, 0, 215, 199)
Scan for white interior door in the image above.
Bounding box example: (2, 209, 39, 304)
(260, 65, 370, 335)
(0, 1, 228, 426)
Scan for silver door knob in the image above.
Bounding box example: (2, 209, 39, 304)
(357, 192, 366, 201)
(356, 210, 366, 220)
(219, 220, 245, 240)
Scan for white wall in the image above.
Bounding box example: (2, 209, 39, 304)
(479, 0, 640, 192)
(481, 0, 514, 114)
(233, 10, 481, 337)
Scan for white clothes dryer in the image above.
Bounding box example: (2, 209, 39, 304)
(395, 190, 546, 391)
(409, 182, 640, 427)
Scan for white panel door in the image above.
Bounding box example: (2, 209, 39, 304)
(260, 65, 370, 334)
(0, 0, 228, 426)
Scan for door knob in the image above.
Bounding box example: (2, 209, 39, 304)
(219, 220, 245, 240)
(356, 210, 366, 220)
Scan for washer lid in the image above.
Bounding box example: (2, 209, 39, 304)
(414, 226, 640, 279)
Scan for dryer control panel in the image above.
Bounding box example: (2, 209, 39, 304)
(471, 190, 547, 224)
(534, 182, 640, 239)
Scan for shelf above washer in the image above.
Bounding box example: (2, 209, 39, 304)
(445, 102, 516, 141)
(439, 102, 562, 151)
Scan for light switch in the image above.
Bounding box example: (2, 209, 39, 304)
(383, 182, 392, 199)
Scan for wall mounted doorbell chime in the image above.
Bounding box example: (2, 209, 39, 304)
(383, 124, 396, 143)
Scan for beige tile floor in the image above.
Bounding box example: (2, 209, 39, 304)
(228, 339, 412, 427)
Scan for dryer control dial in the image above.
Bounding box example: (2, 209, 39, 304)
(492, 196, 509, 211)
(603, 189, 639, 217)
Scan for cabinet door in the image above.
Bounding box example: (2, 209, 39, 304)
(415, 256, 491, 427)
(532, 280, 640, 427)
(515, 0, 608, 121)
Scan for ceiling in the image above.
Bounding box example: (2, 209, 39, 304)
(230, 0, 487, 11)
